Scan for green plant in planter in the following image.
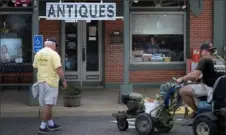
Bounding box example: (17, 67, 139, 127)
(63, 84, 82, 107)
(63, 84, 81, 95)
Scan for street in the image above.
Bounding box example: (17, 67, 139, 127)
(0, 116, 193, 135)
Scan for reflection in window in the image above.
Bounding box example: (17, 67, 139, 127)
(131, 13, 185, 63)
(65, 23, 78, 71)
(0, 14, 32, 63)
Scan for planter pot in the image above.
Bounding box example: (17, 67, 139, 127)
(63, 94, 81, 107)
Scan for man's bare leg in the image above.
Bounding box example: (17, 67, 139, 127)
(39, 105, 52, 130)
(179, 86, 197, 112)
(43, 105, 53, 121)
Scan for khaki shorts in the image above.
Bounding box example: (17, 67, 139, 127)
(187, 83, 213, 97)
(38, 82, 58, 106)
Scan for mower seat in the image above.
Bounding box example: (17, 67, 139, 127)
(212, 76, 226, 110)
(197, 96, 207, 101)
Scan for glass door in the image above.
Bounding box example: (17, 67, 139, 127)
(64, 22, 81, 81)
(82, 20, 102, 82)
(64, 20, 102, 84)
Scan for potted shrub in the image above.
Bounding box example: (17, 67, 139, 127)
(63, 84, 82, 107)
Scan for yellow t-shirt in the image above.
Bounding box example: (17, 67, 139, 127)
(33, 47, 62, 88)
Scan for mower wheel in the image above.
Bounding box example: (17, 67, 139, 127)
(193, 116, 218, 135)
(117, 118, 129, 131)
(155, 118, 173, 133)
(135, 113, 154, 135)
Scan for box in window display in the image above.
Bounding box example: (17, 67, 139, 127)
(132, 50, 143, 62)
(143, 53, 152, 62)
(151, 54, 164, 62)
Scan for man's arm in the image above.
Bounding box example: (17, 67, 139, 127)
(182, 58, 206, 81)
(182, 70, 202, 81)
(52, 54, 66, 81)
(56, 67, 66, 82)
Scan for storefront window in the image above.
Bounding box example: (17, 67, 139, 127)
(0, 14, 32, 63)
(131, 12, 185, 63)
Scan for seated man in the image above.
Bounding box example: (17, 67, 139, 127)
(176, 42, 225, 118)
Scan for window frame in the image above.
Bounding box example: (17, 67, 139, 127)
(130, 11, 187, 65)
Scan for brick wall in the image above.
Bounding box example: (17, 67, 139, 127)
(104, 0, 213, 83)
(189, 0, 213, 55)
(39, 19, 61, 54)
(39, 19, 60, 45)
(104, 20, 123, 82)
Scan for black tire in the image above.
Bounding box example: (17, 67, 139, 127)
(117, 118, 129, 131)
(135, 113, 154, 135)
(193, 116, 219, 135)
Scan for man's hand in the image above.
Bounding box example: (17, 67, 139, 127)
(176, 77, 184, 84)
(62, 80, 67, 89)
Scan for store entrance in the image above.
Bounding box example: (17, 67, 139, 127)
(64, 20, 102, 85)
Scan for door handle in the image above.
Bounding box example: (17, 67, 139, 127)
(82, 47, 86, 62)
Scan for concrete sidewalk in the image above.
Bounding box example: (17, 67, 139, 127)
(0, 88, 160, 117)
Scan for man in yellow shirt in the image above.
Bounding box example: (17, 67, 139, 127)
(33, 37, 67, 134)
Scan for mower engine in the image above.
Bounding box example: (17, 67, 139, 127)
(121, 93, 144, 115)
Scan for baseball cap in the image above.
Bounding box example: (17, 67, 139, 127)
(46, 37, 57, 44)
(200, 43, 216, 51)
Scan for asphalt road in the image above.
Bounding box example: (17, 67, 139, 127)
(0, 116, 193, 135)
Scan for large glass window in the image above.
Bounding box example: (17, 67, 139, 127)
(131, 12, 185, 63)
(0, 14, 32, 83)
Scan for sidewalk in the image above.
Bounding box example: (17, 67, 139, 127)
(0, 88, 160, 117)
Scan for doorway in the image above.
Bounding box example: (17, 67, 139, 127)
(63, 20, 102, 85)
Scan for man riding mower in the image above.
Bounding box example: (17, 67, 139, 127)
(135, 42, 226, 135)
(114, 42, 224, 135)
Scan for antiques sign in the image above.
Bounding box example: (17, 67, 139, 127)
(46, 2, 116, 20)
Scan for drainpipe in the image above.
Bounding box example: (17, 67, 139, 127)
(119, 0, 133, 104)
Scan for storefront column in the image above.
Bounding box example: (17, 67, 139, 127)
(224, 0, 226, 59)
(29, 0, 39, 106)
(119, 0, 133, 103)
(60, 21, 66, 70)
(213, 0, 225, 57)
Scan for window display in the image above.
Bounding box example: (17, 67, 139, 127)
(131, 12, 185, 63)
(0, 39, 22, 63)
(0, 0, 32, 7)
(0, 14, 32, 63)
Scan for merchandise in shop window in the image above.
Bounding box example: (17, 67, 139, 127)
(14, 0, 31, 7)
(0, 0, 31, 7)
(131, 13, 185, 63)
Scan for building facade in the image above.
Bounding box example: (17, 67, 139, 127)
(0, 0, 225, 89)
